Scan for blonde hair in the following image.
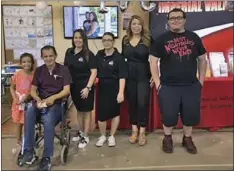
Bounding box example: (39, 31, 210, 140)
(123, 15, 151, 47)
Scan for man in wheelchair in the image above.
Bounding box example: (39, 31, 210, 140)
(21, 45, 72, 170)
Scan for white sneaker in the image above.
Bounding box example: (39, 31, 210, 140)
(108, 135, 116, 147)
(96, 136, 107, 147)
(72, 130, 83, 142)
(78, 136, 89, 149)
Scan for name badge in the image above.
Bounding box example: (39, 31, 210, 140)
(108, 61, 114, 66)
(53, 74, 62, 80)
(78, 57, 84, 62)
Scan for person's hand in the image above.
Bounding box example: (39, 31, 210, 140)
(117, 93, 124, 103)
(155, 82, 161, 90)
(13, 96, 20, 104)
(150, 77, 154, 87)
(19, 95, 27, 104)
(156, 82, 161, 95)
(36, 99, 43, 108)
(45, 95, 56, 106)
(80, 88, 89, 99)
(199, 80, 204, 87)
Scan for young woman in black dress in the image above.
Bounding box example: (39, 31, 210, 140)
(95, 32, 127, 147)
(122, 15, 152, 146)
(64, 29, 97, 148)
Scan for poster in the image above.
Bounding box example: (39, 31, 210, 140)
(2, 5, 54, 61)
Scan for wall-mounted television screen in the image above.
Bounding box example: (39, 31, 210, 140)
(63, 6, 119, 39)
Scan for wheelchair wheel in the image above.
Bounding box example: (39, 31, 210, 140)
(60, 145, 68, 165)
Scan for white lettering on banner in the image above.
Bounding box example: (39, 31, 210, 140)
(158, 1, 226, 13)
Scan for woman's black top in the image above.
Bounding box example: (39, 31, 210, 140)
(96, 48, 128, 80)
(122, 36, 151, 81)
(64, 48, 97, 81)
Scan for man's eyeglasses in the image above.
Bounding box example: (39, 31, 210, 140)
(102, 39, 113, 42)
(168, 16, 184, 21)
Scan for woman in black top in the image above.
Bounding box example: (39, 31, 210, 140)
(95, 32, 127, 147)
(64, 29, 97, 149)
(122, 15, 152, 146)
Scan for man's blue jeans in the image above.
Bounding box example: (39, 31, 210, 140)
(24, 103, 62, 157)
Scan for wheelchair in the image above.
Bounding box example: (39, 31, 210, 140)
(14, 99, 73, 167)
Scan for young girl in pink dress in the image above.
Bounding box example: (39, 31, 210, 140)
(10, 53, 35, 153)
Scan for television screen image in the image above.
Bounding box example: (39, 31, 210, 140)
(63, 6, 119, 39)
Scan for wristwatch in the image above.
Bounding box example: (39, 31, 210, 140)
(86, 86, 91, 91)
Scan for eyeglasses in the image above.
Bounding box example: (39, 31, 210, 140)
(102, 39, 113, 42)
(168, 16, 184, 21)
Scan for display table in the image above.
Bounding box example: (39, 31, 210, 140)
(95, 77, 233, 132)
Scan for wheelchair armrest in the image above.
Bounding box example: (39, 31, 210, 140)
(61, 95, 73, 114)
(61, 98, 68, 111)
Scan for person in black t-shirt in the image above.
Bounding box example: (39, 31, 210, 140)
(95, 32, 127, 147)
(122, 15, 153, 146)
(64, 29, 97, 149)
(150, 8, 207, 154)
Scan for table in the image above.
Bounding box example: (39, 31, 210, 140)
(95, 77, 233, 132)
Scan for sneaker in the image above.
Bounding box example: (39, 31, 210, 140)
(96, 136, 107, 147)
(78, 136, 89, 149)
(108, 135, 116, 147)
(38, 157, 52, 171)
(72, 130, 83, 142)
(182, 136, 197, 154)
(21, 150, 37, 165)
(162, 135, 173, 153)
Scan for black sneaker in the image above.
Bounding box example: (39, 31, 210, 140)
(21, 150, 37, 165)
(38, 157, 52, 171)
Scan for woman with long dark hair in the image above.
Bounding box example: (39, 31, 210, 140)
(64, 29, 97, 148)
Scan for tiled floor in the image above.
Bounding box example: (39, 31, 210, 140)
(2, 111, 233, 170)
(2, 131, 233, 170)
(2, 119, 16, 137)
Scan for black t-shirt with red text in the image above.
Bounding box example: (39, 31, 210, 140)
(150, 30, 206, 86)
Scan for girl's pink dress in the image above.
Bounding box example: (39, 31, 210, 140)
(11, 70, 33, 124)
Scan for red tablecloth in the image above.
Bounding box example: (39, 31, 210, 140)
(95, 77, 233, 131)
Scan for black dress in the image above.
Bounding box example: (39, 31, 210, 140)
(96, 49, 128, 121)
(64, 48, 97, 112)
